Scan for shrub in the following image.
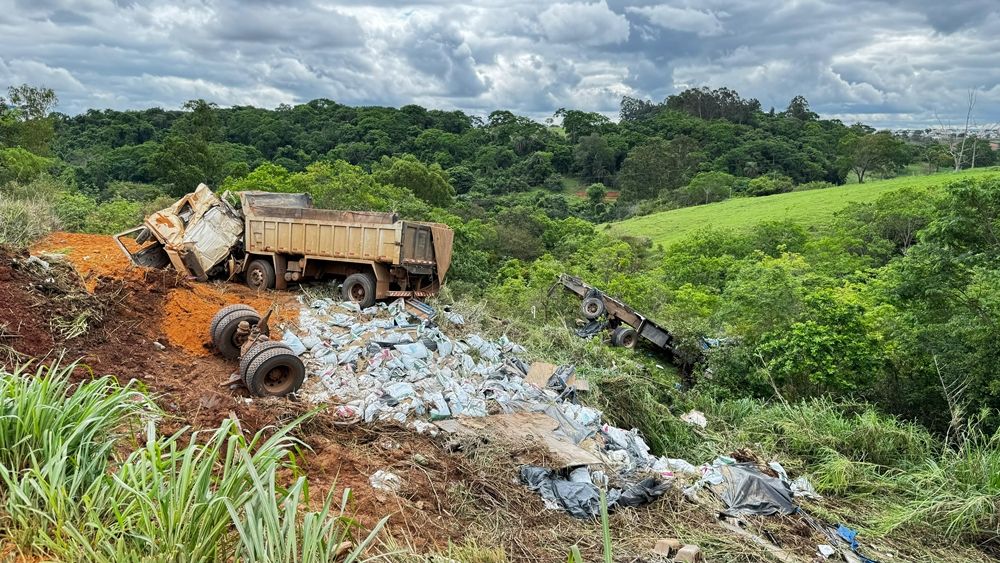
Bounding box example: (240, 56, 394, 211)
(83, 198, 143, 234)
(746, 172, 794, 196)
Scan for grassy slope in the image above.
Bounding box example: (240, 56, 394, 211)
(610, 168, 999, 247)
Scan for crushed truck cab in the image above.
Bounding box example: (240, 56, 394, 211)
(116, 186, 454, 307)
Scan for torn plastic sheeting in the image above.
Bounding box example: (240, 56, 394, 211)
(575, 319, 607, 338)
(601, 425, 653, 467)
(339, 301, 362, 313)
(837, 525, 879, 563)
(714, 464, 797, 517)
(444, 311, 465, 325)
(545, 365, 576, 392)
(519, 466, 668, 519)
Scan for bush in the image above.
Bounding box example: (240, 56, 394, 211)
(54, 191, 98, 231)
(83, 198, 143, 234)
(0, 193, 58, 248)
(745, 172, 794, 196)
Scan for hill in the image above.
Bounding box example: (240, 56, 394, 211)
(610, 168, 1000, 247)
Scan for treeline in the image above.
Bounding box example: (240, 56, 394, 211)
(12, 85, 990, 223)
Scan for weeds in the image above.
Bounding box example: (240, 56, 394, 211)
(0, 193, 58, 249)
(0, 361, 387, 562)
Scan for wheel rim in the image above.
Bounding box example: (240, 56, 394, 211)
(585, 302, 599, 315)
(623, 333, 636, 348)
(249, 268, 264, 289)
(349, 283, 366, 302)
(263, 365, 293, 395)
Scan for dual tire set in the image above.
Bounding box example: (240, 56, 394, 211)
(209, 304, 305, 397)
(579, 297, 638, 349)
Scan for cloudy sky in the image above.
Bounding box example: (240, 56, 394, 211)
(2, 0, 999, 127)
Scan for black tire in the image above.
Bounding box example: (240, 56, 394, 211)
(240, 340, 293, 381)
(343, 272, 376, 308)
(213, 310, 261, 360)
(246, 258, 276, 291)
(244, 348, 305, 397)
(580, 297, 606, 320)
(209, 304, 258, 340)
(611, 326, 638, 349)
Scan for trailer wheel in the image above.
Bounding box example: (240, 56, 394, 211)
(240, 340, 293, 381)
(611, 326, 638, 349)
(244, 347, 305, 397)
(209, 304, 258, 340)
(246, 259, 276, 291)
(343, 272, 376, 308)
(213, 310, 261, 360)
(580, 297, 606, 320)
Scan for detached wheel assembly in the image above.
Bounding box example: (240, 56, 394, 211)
(580, 296, 606, 320)
(244, 347, 305, 397)
(240, 340, 292, 381)
(209, 304, 257, 338)
(611, 326, 638, 349)
(212, 308, 261, 360)
(342, 272, 377, 308)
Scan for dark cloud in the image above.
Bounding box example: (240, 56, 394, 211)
(1, 0, 999, 127)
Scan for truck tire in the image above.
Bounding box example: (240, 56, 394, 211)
(213, 310, 261, 360)
(611, 326, 638, 349)
(209, 304, 258, 340)
(246, 258, 276, 291)
(581, 297, 606, 320)
(240, 340, 293, 381)
(343, 272, 376, 308)
(244, 347, 305, 397)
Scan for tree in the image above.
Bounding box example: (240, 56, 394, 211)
(681, 171, 737, 205)
(938, 90, 976, 172)
(1, 84, 58, 153)
(617, 136, 703, 204)
(554, 109, 611, 143)
(572, 134, 616, 184)
(586, 182, 608, 206)
(619, 96, 659, 122)
(372, 154, 455, 207)
(784, 95, 817, 121)
(837, 131, 907, 183)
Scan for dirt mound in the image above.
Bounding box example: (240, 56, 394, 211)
(33, 232, 299, 356)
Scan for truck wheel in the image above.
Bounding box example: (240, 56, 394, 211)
(246, 259, 276, 290)
(581, 297, 606, 320)
(213, 310, 261, 360)
(611, 326, 638, 349)
(343, 272, 376, 308)
(210, 304, 258, 340)
(240, 340, 293, 381)
(244, 347, 305, 397)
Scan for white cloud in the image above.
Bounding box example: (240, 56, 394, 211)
(626, 4, 725, 37)
(538, 1, 630, 46)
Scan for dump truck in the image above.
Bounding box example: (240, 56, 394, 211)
(116, 184, 454, 307)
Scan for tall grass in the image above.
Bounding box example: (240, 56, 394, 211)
(0, 361, 387, 561)
(0, 193, 58, 248)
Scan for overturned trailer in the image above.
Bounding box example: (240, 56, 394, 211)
(553, 273, 693, 368)
(116, 185, 454, 307)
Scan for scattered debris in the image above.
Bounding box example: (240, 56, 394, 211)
(518, 465, 669, 519)
(672, 544, 703, 562)
(369, 469, 403, 493)
(653, 538, 682, 557)
(680, 409, 708, 428)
